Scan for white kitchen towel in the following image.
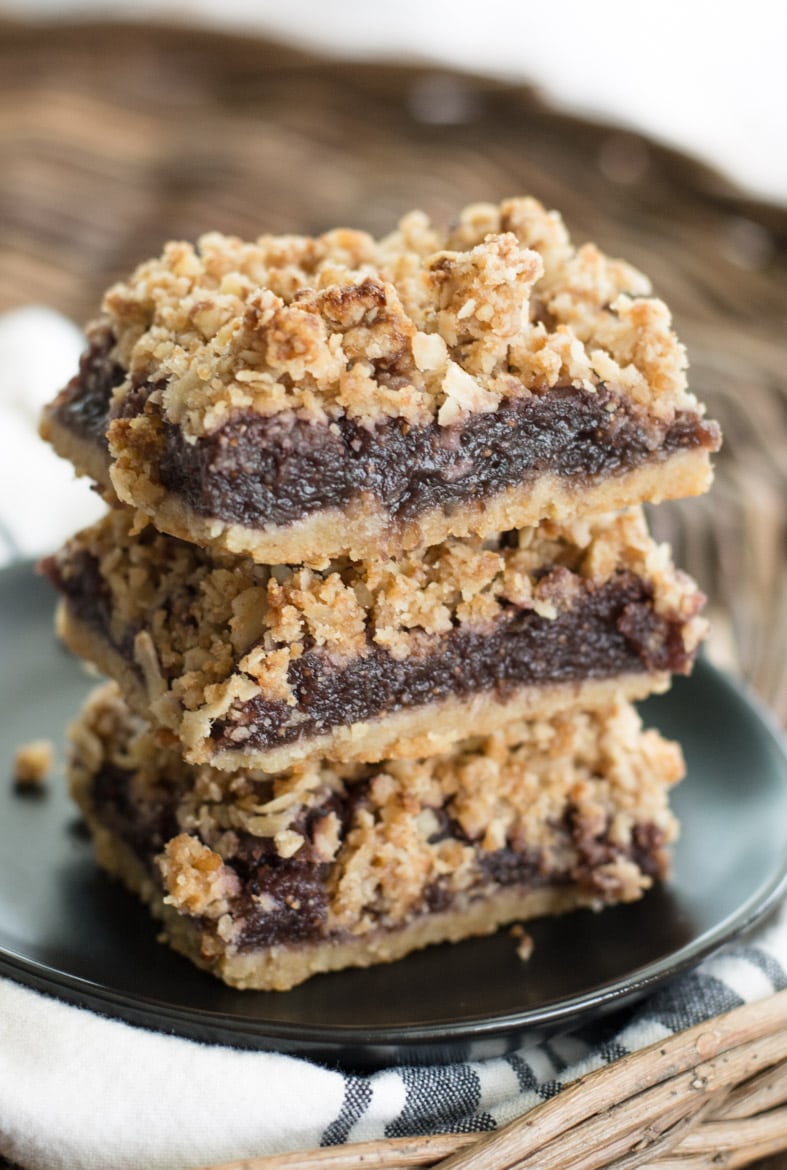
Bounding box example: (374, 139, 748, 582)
(0, 901, 785, 1170)
(0, 306, 104, 568)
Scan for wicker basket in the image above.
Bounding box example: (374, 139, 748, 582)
(194, 992, 787, 1170)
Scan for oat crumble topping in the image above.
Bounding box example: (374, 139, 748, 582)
(97, 197, 695, 440)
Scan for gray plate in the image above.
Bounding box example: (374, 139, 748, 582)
(1, 560, 787, 1069)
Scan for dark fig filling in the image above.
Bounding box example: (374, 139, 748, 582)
(211, 572, 694, 752)
(44, 551, 700, 755)
(47, 331, 721, 528)
(50, 323, 124, 451)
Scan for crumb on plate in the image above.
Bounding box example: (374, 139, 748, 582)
(510, 924, 535, 962)
(14, 739, 54, 787)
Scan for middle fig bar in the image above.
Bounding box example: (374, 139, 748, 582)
(43, 507, 706, 773)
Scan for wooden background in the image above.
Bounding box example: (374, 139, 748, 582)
(0, 19, 785, 1170)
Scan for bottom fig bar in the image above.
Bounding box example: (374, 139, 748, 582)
(70, 684, 684, 991)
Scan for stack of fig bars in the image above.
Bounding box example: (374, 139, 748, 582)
(41, 198, 721, 991)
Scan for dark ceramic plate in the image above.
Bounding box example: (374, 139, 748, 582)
(1, 561, 787, 1069)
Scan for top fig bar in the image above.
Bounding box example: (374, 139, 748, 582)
(42, 197, 721, 565)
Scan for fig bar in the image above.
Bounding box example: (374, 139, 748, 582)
(70, 683, 683, 991)
(41, 197, 720, 566)
(44, 506, 706, 775)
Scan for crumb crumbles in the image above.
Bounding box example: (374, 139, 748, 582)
(97, 197, 695, 439)
(13, 740, 54, 787)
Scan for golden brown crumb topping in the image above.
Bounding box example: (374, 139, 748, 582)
(98, 197, 696, 438)
(55, 505, 705, 727)
(159, 834, 240, 917)
(71, 683, 682, 934)
(13, 740, 54, 786)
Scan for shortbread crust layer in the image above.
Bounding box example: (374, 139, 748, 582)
(69, 684, 682, 990)
(44, 507, 705, 772)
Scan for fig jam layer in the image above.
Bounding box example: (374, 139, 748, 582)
(160, 395, 719, 528)
(87, 760, 667, 951)
(212, 571, 690, 753)
(50, 324, 123, 451)
(47, 331, 721, 528)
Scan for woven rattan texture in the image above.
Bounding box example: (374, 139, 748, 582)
(1, 19, 785, 721)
